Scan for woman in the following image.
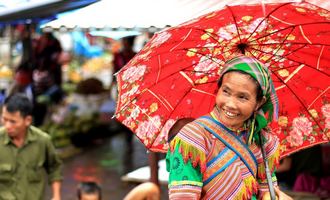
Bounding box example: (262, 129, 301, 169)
(166, 55, 292, 199)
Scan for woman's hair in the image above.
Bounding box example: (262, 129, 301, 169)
(77, 181, 102, 200)
(217, 70, 264, 103)
(4, 93, 33, 117)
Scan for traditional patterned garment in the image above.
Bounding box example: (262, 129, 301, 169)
(166, 107, 280, 199)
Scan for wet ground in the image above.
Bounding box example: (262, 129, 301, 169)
(45, 129, 169, 200)
(43, 125, 326, 200)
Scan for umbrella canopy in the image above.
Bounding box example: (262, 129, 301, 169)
(114, 1, 330, 157)
(41, 0, 330, 29)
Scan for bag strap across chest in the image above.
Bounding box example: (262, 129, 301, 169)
(196, 116, 258, 177)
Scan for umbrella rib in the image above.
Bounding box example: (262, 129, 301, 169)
(248, 46, 330, 77)
(178, 49, 226, 73)
(308, 86, 329, 109)
(182, 41, 330, 50)
(117, 63, 216, 120)
(246, 2, 293, 42)
(281, 64, 305, 84)
(317, 45, 325, 70)
(270, 69, 325, 133)
(191, 88, 216, 96)
(247, 48, 326, 132)
(156, 55, 161, 84)
(249, 24, 296, 45)
(176, 27, 228, 47)
(169, 28, 193, 52)
(131, 101, 154, 122)
(226, 5, 243, 45)
(248, 21, 330, 44)
(248, 26, 296, 63)
(167, 48, 223, 76)
(299, 25, 312, 44)
(167, 87, 192, 119)
(147, 89, 174, 111)
(269, 15, 295, 26)
(253, 42, 330, 46)
(166, 84, 216, 121)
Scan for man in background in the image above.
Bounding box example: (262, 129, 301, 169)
(0, 93, 62, 200)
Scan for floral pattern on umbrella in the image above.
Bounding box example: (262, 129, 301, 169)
(115, 2, 330, 156)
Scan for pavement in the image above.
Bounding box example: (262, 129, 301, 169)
(45, 129, 169, 200)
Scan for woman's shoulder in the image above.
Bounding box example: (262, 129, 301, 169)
(178, 117, 213, 141)
(168, 118, 211, 172)
(261, 128, 280, 145)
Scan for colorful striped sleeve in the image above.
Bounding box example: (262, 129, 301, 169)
(166, 145, 203, 199)
(169, 122, 210, 173)
(166, 121, 210, 199)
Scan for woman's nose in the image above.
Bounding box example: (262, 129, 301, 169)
(226, 97, 237, 109)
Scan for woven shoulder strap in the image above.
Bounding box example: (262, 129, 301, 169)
(196, 116, 258, 177)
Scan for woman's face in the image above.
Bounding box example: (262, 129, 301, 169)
(216, 71, 263, 130)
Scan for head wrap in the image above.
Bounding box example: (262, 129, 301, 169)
(219, 55, 279, 144)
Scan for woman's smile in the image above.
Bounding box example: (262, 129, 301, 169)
(216, 71, 259, 130)
(222, 108, 239, 118)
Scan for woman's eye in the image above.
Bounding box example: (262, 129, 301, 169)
(239, 95, 248, 100)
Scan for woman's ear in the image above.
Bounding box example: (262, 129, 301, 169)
(256, 96, 267, 111)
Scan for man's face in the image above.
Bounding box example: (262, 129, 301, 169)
(1, 106, 32, 138)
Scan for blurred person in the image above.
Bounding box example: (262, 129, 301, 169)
(112, 36, 136, 74)
(7, 64, 33, 102)
(34, 31, 63, 86)
(123, 182, 160, 200)
(32, 31, 64, 126)
(77, 182, 101, 200)
(110, 36, 136, 97)
(110, 37, 137, 148)
(32, 63, 63, 126)
(276, 145, 324, 195)
(0, 93, 63, 200)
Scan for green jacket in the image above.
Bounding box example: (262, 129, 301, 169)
(0, 126, 63, 200)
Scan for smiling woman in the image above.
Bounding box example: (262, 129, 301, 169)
(166, 55, 292, 200)
(215, 71, 265, 131)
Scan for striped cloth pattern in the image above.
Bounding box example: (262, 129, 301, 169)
(168, 107, 280, 199)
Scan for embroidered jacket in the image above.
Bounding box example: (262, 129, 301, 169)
(166, 107, 280, 199)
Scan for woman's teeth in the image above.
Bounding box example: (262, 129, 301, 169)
(224, 110, 238, 118)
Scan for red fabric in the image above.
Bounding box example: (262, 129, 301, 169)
(115, 2, 330, 154)
(293, 173, 319, 193)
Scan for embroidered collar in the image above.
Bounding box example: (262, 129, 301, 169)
(211, 106, 247, 135)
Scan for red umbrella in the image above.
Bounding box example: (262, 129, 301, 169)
(115, 2, 330, 157)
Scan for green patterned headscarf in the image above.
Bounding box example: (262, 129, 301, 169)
(219, 55, 279, 144)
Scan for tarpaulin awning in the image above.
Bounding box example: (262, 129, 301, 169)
(0, 0, 100, 24)
(41, 0, 330, 29)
